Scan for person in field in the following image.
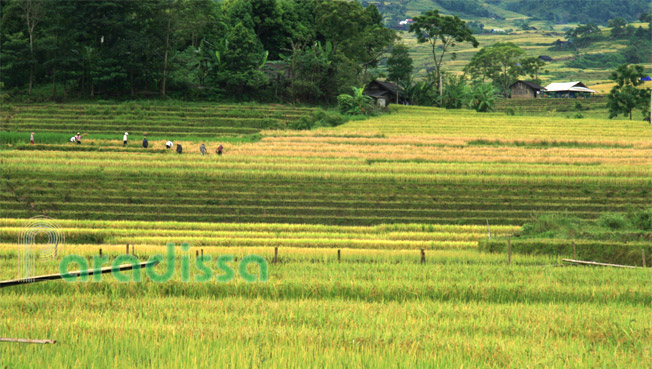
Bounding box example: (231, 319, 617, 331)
(75, 132, 81, 144)
(166, 140, 173, 149)
(30, 132, 34, 144)
(123, 132, 129, 146)
(142, 136, 148, 148)
(216, 144, 223, 155)
(200, 143, 207, 155)
(176, 143, 182, 154)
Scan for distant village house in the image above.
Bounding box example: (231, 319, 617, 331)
(510, 80, 597, 99)
(543, 81, 596, 98)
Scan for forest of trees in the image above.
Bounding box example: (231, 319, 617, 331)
(503, 0, 649, 25)
(0, 0, 396, 103)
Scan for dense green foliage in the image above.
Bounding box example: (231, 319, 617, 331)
(566, 53, 626, 69)
(0, 0, 395, 104)
(504, 0, 649, 24)
(337, 87, 376, 116)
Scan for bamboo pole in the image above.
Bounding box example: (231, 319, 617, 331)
(562, 259, 639, 269)
(643, 249, 646, 268)
(0, 338, 56, 344)
(507, 237, 511, 265)
(0, 260, 159, 288)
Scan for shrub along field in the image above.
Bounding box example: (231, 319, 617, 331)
(0, 103, 651, 368)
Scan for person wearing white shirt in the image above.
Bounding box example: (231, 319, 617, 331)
(166, 140, 173, 149)
(123, 132, 129, 146)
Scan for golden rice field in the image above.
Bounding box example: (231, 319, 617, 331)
(1, 103, 651, 368)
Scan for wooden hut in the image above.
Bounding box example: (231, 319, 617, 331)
(364, 80, 401, 107)
(509, 80, 545, 99)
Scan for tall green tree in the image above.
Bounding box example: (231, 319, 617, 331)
(464, 42, 525, 96)
(211, 23, 268, 98)
(15, 0, 44, 96)
(386, 44, 413, 87)
(607, 17, 627, 38)
(565, 23, 601, 49)
(520, 57, 545, 85)
(409, 10, 478, 90)
(607, 64, 650, 120)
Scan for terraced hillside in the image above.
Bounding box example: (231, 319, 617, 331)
(3, 106, 650, 226)
(2, 104, 652, 368)
(1, 102, 315, 137)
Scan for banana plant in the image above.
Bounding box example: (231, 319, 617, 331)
(214, 39, 228, 67)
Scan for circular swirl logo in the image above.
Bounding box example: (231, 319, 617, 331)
(18, 216, 65, 281)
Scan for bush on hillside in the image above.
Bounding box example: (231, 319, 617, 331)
(480, 209, 652, 265)
(566, 53, 625, 69)
(289, 109, 348, 130)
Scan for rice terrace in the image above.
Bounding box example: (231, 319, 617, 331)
(1, 0, 652, 368)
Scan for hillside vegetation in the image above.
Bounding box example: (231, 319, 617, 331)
(379, 0, 651, 87)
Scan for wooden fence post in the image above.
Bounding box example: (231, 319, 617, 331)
(507, 237, 511, 265)
(201, 249, 204, 257)
(126, 244, 129, 255)
(195, 250, 198, 258)
(420, 249, 425, 264)
(337, 249, 341, 263)
(572, 241, 576, 260)
(274, 247, 278, 264)
(99, 248, 102, 257)
(643, 249, 646, 268)
(132, 245, 135, 257)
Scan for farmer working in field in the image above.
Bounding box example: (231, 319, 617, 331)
(216, 144, 223, 156)
(166, 140, 173, 149)
(30, 132, 34, 144)
(75, 132, 81, 144)
(143, 136, 148, 148)
(200, 143, 207, 155)
(123, 132, 129, 146)
(176, 143, 182, 154)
